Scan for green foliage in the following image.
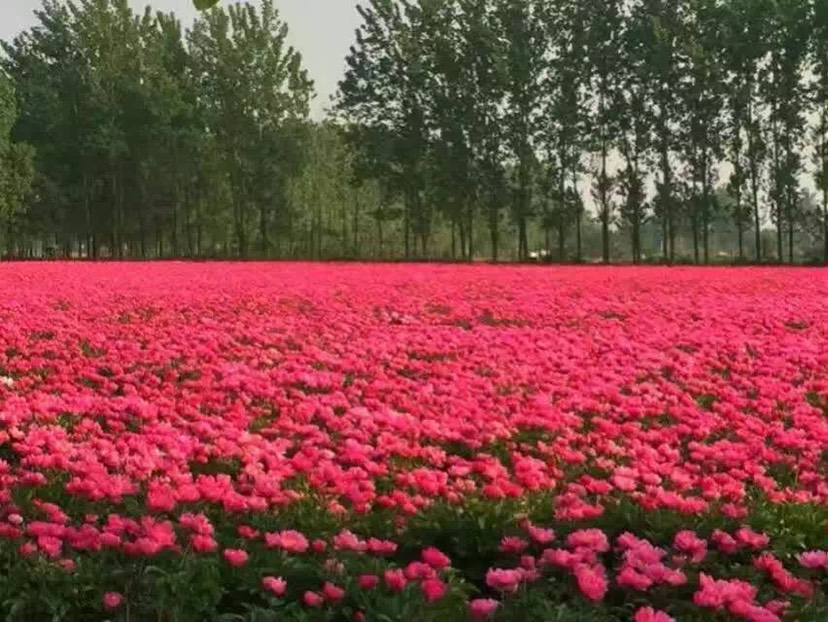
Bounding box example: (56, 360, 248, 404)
(0, 73, 34, 253)
(194, 0, 221, 10)
(0, 485, 823, 620)
(2, 0, 828, 262)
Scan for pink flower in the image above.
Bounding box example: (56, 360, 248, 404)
(574, 563, 608, 602)
(421, 546, 451, 569)
(765, 600, 790, 615)
(384, 569, 407, 592)
(673, 530, 707, 563)
(265, 530, 309, 554)
(485, 568, 522, 593)
(262, 576, 287, 596)
(103, 592, 123, 610)
(303, 591, 324, 608)
(634, 607, 675, 622)
(524, 522, 555, 544)
(735, 527, 770, 550)
(190, 534, 218, 553)
(711, 529, 740, 554)
(499, 536, 529, 554)
(237, 525, 259, 540)
(469, 598, 499, 620)
(566, 529, 610, 553)
(616, 566, 654, 591)
(333, 529, 366, 552)
(358, 574, 379, 589)
(322, 582, 345, 603)
(222, 548, 248, 567)
(421, 578, 447, 602)
(797, 550, 828, 570)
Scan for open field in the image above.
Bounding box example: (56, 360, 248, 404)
(0, 263, 825, 621)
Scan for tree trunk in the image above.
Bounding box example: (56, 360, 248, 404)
(260, 202, 269, 258)
(824, 185, 828, 265)
(352, 191, 360, 259)
(747, 96, 762, 262)
(702, 153, 710, 265)
(573, 171, 582, 262)
(600, 142, 610, 264)
(692, 213, 700, 265)
(467, 200, 474, 262)
(736, 198, 744, 261)
(403, 202, 410, 260)
(787, 187, 794, 264)
(489, 197, 499, 263)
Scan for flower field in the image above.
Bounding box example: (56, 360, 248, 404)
(0, 263, 825, 621)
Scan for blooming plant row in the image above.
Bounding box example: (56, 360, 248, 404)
(0, 263, 825, 621)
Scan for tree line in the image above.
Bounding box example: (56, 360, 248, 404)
(337, 0, 828, 264)
(0, 0, 827, 263)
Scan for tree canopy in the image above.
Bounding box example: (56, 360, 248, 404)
(0, 0, 827, 264)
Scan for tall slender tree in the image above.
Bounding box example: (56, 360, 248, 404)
(617, 1, 652, 263)
(679, 0, 724, 264)
(635, 0, 683, 262)
(585, 0, 623, 264)
(813, 0, 828, 264)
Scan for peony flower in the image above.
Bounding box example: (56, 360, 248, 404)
(222, 548, 248, 567)
(322, 582, 345, 603)
(262, 576, 287, 596)
(499, 536, 529, 554)
(421, 546, 451, 569)
(384, 569, 407, 592)
(103, 592, 123, 610)
(797, 550, 828, 570)
(633, 607, 675, 622)
(485, 568, 522, 593)
(469, 598, 499, 620)
(358, 574, 379, 589)
(420, 578, 447, 602)
(573, 563, 608, 602)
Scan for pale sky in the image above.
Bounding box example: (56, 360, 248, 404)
(0, 0, 361, 118)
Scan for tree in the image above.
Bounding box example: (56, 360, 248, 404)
(338, 1, 431, 259)
(497, 0, 545, 261)
(813, 0, 828, 264)
(720, 0, 770, 262)
(618, 2, 654, 263)
(585, 0, 623, 264)
(420, 0, 475, 260)
(0, 73, 35, 256)
(542, 0, 590, 262)
(637, 0, 683, 262)
(189, 0, 312, 258)
(679, 0, 724, 264)
(763, 0, 810, 263)
(459, 0, 508, 261)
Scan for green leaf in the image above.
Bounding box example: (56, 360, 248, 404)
(193, 0, 220, 10)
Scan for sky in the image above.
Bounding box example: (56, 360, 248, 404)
(0, 0, 361, 119)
